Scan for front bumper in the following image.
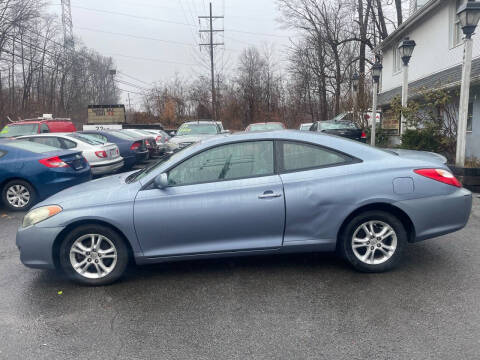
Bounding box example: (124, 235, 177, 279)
(91, 158, 124, 175)
(16, 225, 65, 269)
(395, 187, 472, 242)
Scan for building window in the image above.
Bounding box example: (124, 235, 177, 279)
(452, 0, 466, 47)
(393, 44, 402, 73)
(468, 102, 473, 132)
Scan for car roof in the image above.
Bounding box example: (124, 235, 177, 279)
(182, 121, 218, 125)
(249, 122, 284, 125)
(9, 119, 72, 124)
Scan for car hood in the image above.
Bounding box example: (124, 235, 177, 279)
(385, 148, 448, 165)
(169, 134, 217, 144)
(35, 171, 141, 209)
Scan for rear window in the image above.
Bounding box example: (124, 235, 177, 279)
(105, 131, 135, 140)
(69, 133, 104, 145)
(0, 124, 39, 137)
(7, 140, 58, 153)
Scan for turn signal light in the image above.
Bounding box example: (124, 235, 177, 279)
(38, 156, 69, 168)
(414, 169, 461, 188)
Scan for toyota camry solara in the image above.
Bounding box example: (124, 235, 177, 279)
(16, 131, 472, 285)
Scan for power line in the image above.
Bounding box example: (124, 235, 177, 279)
(105, 52, 197, 66)
(69, 4, 291, 38)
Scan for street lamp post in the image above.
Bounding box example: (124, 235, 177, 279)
(371, 61, 383, 146)
(456, 0, 480, 166)
(398, 37, 416, 136)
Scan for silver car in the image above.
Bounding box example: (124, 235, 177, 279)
(16, 130, 472, 285)
(169, 121, 223, 150)
(18, 133, 124, 175)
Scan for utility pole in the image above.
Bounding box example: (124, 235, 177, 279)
(128, 93, 132, 112)
(199, 3, 223, 121)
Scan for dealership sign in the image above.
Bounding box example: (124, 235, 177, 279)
(87, 105, 126, 124)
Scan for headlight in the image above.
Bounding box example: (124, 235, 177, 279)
(22, 205, 63, 228)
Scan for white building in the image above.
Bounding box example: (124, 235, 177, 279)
(377, 0, 480, 158)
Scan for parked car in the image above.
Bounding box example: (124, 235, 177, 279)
(129, 129, 169, 154)
(18, 133, 124, 176)
(115, 129, 158, 158)
(1, 141, 90, 211)
(310, 120, 367, 143)
(16, 130, 472, 285)
(0, 118, 76, 138)
(140, 129, 174, 153)
(245, 122, 286, 132)
(78, 130, 149, 169)
(169, 121, 222, 150)
(299, 123, 313, 131)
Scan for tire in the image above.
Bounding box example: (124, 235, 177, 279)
(1, 180, 36, 211)
(59, 224, 129, 285)
(338, 210, 407, 273)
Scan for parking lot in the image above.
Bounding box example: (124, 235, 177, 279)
(0, 190, 478, 359)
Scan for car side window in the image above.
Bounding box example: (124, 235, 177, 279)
(168, 141, 274, 186)
(280, 141, 350, 172)
(30, 137, 62, 148)
(0, 150, 5, 159)
(40, 124, 49, 133)
(60, 138, 77, 149)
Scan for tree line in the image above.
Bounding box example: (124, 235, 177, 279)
(141, 0, 406, 130)
(0, 0, 118, 129)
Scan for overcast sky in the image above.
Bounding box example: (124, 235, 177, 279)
(46, 0, 295, 109)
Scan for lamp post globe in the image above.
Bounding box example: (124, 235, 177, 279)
(398, 37, 416, 66)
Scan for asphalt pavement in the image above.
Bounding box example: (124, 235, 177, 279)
(0, 196, 479, 360)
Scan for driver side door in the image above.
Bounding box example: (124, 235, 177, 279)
(134, 140, 285, 258)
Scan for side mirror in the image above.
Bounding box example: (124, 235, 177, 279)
(154, 173, 169, 189)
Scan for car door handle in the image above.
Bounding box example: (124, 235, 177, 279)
(258, 191, 282, 199)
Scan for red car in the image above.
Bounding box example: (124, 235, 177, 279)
(0, 118, 76, 138)
(245, 122, 286, 132)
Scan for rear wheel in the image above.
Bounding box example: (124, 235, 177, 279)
(1, 180, 36, 211)
(59, 225, 129, 285)
(338, 210, 407, 272)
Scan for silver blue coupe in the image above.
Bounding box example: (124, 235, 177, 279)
(16, 131, 472, 285)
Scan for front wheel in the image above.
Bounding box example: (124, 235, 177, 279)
(59, 225, 129, 285)
(338, 210, 407, 272)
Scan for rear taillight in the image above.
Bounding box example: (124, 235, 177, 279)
(39, 156, 69, 168)
(414, 169, 461, 188)
(130, 142, 141, 150)
(361, 131, 367, 139)
(95, 150, 107, 158)
(155, 135, 162, 142)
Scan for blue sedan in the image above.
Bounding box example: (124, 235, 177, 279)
(16, 131, 472, 285)
(1, 141, 91, 211)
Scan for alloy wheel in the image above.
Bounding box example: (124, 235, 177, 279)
(351, 220, 397, 265)
(69, 234, 118, 279)
(6, 185, 30, 208)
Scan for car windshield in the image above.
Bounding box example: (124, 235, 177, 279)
(320, 121, 358, 130)
(69, 133, 104, 145)
(0, 124, 39, 137)
(247, 123, 284, 132)
(176, 123, 219, 136)
(6, 140, 58, 153)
